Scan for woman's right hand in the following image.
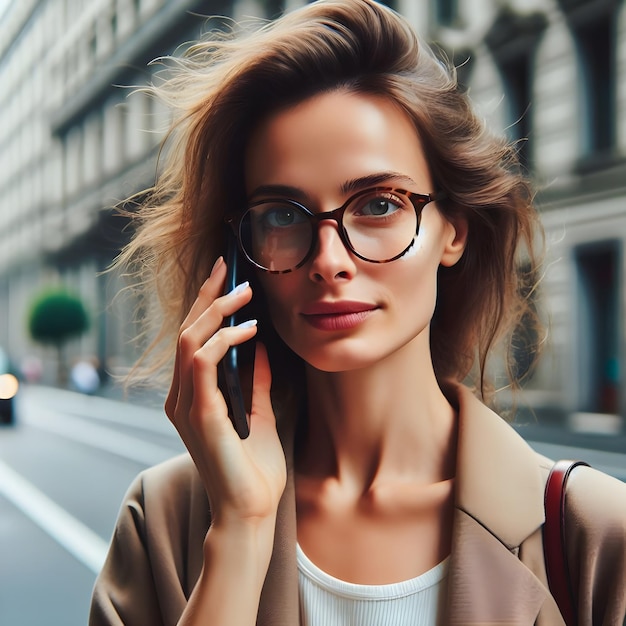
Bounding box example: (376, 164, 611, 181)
(165, 256, 287, 530)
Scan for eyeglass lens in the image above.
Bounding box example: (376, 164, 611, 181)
(238, 189, 421, 272)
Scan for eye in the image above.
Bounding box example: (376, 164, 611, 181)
(260, 204, 307, 228)
(353, 194, 405, 218)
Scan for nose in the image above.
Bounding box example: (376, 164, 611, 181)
(308, 220, 357, 283)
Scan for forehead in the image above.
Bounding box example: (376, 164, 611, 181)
(244, 90, 433, 197)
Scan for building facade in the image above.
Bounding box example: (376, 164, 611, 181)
(0, 0, 624, 426)
(428, 0, 626, 424)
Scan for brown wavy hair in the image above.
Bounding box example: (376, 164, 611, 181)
(116, 0, 543, 404)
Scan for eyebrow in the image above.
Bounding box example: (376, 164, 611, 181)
(340, 172, 418, 194)
(247, 171, 420, 202)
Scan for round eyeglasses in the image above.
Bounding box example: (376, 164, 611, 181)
(225, 187, 443, 274)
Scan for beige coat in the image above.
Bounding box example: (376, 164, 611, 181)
(89, 384, 626, 625)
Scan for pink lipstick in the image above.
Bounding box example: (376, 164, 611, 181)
(300, 301, 378, 331)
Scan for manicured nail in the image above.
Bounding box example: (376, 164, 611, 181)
(237, 319, 257, 329)
(229, 281, 249, 296)
(210, 256, 224, 277)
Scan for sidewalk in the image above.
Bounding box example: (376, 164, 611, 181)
(95, 380, 167, 412)
(511, 405, 626, 455)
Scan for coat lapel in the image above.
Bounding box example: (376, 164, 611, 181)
(443, 383, 562, 625)
(257, 415, 300, 626)
(445, 511, 552, 624)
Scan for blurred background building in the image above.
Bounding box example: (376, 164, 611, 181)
(0, 0, 624, 429)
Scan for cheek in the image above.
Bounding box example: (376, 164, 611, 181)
(388, 236, 442, 314)
(398, 235, 420, 260)
(258, 276, 312, 360)
(256, 274, 297, 328)
(394, 232, 443, 279)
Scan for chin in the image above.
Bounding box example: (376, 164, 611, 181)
(289, 340, 384, 373)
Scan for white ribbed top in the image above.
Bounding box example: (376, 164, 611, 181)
(297, 543, 448, 626)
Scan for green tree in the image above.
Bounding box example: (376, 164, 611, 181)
(28, 288, 90, 386)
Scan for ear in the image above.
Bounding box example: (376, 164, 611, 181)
(440, 215, 468, 268)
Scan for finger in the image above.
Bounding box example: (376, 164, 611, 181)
(173, 283, 254, 421)
(167, 257, 225, 419)
(164, 348, 181, 419)
(191, 280, 253, 339)
(181, 256, 226, 330)
(177, 283, 253, 392)
(188, 322, 259, 432)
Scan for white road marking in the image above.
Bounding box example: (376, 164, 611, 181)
(0, 459, 108, 574)
(21, 385, 175, 435)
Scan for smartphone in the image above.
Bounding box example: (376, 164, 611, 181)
(219, 235, 254, 438)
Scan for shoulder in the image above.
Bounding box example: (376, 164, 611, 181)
(130, 453, 203, 502)
(565, 464, 626, 541)
(90, 454, 209, 625)
(564, 465, 626, 623)
(123, 453, 210, 532)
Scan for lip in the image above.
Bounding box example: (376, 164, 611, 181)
(300, 301, 378, 331)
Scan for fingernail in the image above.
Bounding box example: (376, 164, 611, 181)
(237, 319, 257, 329)
(210, 256, 224, 277)
(229, 281, 249, 296)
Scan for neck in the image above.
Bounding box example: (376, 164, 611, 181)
(297, 332, 458, 495)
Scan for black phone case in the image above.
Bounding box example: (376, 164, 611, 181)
(219, 236, 253, 438)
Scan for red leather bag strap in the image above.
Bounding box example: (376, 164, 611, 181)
(543, 459, 590, 626)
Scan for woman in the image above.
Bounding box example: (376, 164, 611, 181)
(90, 1, 626, 624)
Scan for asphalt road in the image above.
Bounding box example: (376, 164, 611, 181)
(0, 385, 624, 626)
(0, 385, 184, 626)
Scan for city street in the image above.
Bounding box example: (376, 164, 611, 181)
(0, 385, 184, 626)
(1, 385, 625, 626)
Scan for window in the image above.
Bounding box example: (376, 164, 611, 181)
(500, 54, 533, 168)
(573, 16, 615, 157)
(431, 44, 474, 93)
(511, 263, 541, 382)
(102, 98, 124, 174)
(485, 8, 547, 170)
(111, 9, 118, 41)
(557, 0, 619, 163)
(379, 0, 398, 10)
(264, 0, 283, 18)
(433, 0, 458, 28)
(575, 242, 621, 414)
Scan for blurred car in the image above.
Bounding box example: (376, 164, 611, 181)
(0, 347, 19, 425)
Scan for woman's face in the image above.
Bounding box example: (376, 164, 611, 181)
(245, 90, 466, 372)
